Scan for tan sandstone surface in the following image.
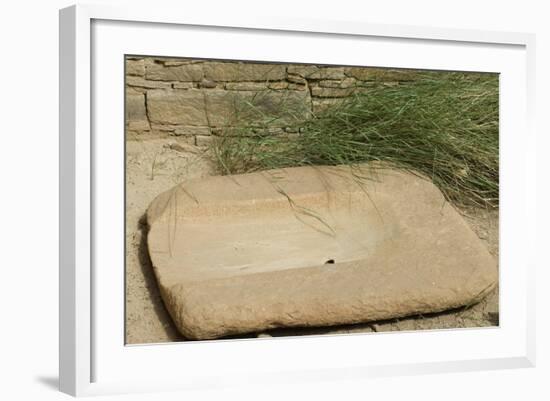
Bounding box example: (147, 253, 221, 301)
(125, 139, 499, 343)
(144, 160, 498, 339)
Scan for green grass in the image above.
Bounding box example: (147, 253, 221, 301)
(209, 71, 499, 208)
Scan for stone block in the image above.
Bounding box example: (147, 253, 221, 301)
(286, 73, 307, 85)
(198, 79, 217, 89)
(147, 89, 208, 126)
(161, 58, 204, 66)
(146, 62, 204, 82)
(173, 82, 194, 89)
(126, 59, 145, 77)
(318, 77, 357, 89)
(125, 89, 149, 131)
(126, 76, 172, 89)
(146, 165, 497, 339)
(287, 83, 307, 91)
(268, 81, 289, 90)
(224, 82, 269, 91)
(287, 65, 346, 79)
(203, 62, 287, 82)
(345, 67, 419, 81)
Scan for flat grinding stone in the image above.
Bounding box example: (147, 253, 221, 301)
(146, 165, 497, 339)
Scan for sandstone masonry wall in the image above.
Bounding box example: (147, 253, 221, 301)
(125, 57, 420, 146)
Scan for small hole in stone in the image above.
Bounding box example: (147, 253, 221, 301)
(325, 259, 335, 264)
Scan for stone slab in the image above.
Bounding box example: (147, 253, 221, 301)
(125, 89, 149, 131)
(146, 165, 497, 339)
(146, 62, 204, 82)
(203, 62, 287, 82)
(147, 89, 208, 126)
(345, 67, 418, 81)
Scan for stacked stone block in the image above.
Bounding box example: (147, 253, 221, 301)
(125, 57, 419, 146)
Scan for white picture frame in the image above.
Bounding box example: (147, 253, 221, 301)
(59, 4, 536, 397)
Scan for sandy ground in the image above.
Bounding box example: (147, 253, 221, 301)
(125, 138, 499, 344)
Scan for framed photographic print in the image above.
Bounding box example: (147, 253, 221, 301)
(59, 4, 536, 396)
